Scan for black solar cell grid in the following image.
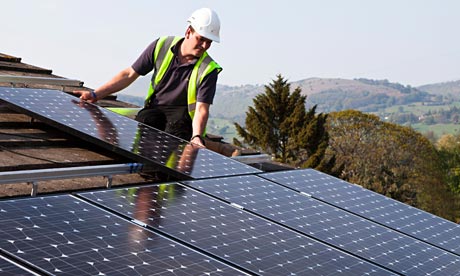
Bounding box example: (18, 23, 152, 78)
(79, 184, 396, 275)
(260, 169, 460, 255)
(0, 195, 246, 275)
(183, 175, 460, 276)
(0, 87, 261, 179)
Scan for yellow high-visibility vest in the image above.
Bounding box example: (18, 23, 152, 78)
(145, 36, 222, 119)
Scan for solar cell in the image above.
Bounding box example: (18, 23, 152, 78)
(183, 175, 460, 275)
(0, 255, 40, 275)
(79, 184, 397, 275)
(260, 169, 460, 255)
(0, 195, 247, 275)
(0, 87, 261, 179)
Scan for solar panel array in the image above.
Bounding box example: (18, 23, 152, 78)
(260, 169, 460, 255)
(0, 87, 260, 179)
(182, 175, 460, 275)
(1, 87, 460, 275)
(79, 185, 393, 275)
(0, 195, 247, 275)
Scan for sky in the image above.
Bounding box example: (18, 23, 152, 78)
(3, 0, 460, 97)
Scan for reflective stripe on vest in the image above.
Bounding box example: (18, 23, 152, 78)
(144, 36, 222, 119)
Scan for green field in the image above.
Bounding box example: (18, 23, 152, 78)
(379, 101, 460, 115)
(376, 101, 460, 138)
(410, 123, 460, 136)
(207, 117, 239, 143)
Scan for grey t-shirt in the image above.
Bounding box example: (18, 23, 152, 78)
(132, 38, 218, 107)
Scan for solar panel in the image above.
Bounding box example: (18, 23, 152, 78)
(0, 195, 247, 275)
(260, 169, 460, 255)
(0, 255, 40, 275)
(182, 175, 460, 275)
(0, 87, 261, 179)
(79, 184, 397, 275)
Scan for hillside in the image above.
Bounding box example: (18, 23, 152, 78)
(210, 78, 434, 122)
(117, 77, 460, 141)
(418, 80, 460, 99)
(296, 78, 431, 113)
(294, 78, 405, 96)
(212, 84, 264, 121)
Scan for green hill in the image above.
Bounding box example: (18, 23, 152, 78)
(297, 78, 431, 113)
(210, 77, 434, 122)
(118, 77, 460, 141)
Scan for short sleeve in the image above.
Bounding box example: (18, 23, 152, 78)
(196, 69, 219, 104)
(131, 39, 158, 76)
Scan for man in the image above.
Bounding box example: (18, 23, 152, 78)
(76, 8, 221, 148)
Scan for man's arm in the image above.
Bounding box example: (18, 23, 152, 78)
(74, 67, 140, 102)
(190, 101, 210, 147)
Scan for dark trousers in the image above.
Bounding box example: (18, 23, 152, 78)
(136, 105, 193, 141)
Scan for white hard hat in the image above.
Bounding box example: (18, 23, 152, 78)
(187, 8, 221, 43)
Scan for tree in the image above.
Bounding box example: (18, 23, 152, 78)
(294, 106, 334, 171)
(436, 134, 460, 193)
(326, 110, 458, 220)
(235, 74, 332, 171)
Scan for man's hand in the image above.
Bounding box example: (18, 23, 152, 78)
(73, 90, 97, 103)
(190, 135, 206, 148)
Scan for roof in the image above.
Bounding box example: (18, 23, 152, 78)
(0, 53, 149, 197)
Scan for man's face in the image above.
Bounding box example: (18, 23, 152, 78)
(186, 28, 212, 57)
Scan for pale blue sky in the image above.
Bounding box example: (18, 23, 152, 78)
(3, 0, 460, 97)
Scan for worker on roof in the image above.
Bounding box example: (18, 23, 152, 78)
(75, 7, 221, 148)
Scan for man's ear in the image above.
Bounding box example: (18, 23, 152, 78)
(185, 26, 193, 39)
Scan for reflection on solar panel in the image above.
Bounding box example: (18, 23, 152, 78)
(260, 169, 460, 255)
(0, 255, 40, 275)
(79, 184, 396, 275)
(183, 175, 460, 275)
(0, 87, 261, 179)
(0, 195, 247, 275)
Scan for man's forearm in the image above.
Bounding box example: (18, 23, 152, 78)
(94, 67, 139, 99)
(192, 102, 210, 137)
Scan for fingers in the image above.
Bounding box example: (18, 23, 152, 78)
(73, 90, 96, 103)
(190, 135, 206, 148)
(73, 90, 87, 99)
(190, 140, 205, 148)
